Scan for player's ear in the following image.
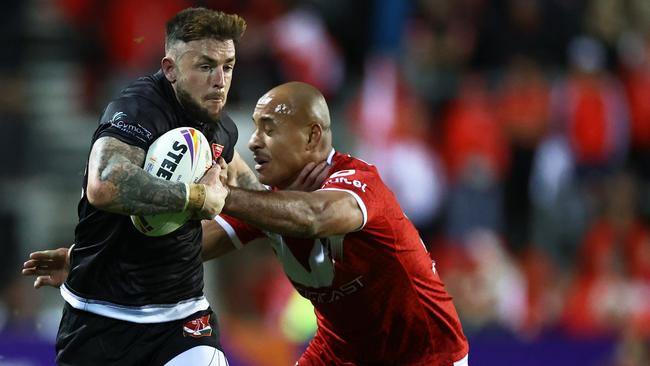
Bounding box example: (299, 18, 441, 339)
(162, 56, 177, 83)
(306, 123, 322, 150)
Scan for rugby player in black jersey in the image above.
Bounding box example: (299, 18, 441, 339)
(22, 7, 272, 366)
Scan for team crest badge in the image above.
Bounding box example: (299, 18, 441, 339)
(183, 314, 212, 338)
(211, 143, 224, 160)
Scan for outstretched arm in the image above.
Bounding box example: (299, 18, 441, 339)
(222, 189, 363, 238)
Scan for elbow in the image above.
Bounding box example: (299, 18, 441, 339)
(86, 178, 116, 209)
(295, 204, 328, 238)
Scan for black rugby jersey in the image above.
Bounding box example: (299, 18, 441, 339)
(64, 71, 237, 320)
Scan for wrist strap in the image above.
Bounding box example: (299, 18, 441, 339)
(188, 183, 207, 211)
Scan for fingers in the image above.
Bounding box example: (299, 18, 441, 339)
(34, 276, 58, 289)
(29, 248, 69, 260)
(305, 161, 331, 189)
(29, 250, 57, 260)
(199, 162, 222, 185)
(217, 157, 227, 170)
(216, 157, 228, 184)
(23, 258, 62, 269)
(295, 162, 316, 185)
(22, 268, 57, 276)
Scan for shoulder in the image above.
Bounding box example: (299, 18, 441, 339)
(330, 152, 378, 177)
(218, 113, 239, 138)
(112, 71, 177, 120)
(95, 76, 177, 148)
(213, 112, 239, 163)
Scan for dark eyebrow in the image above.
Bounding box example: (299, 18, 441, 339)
(197, 55, 236, 64)
(253, 115, 276, 127)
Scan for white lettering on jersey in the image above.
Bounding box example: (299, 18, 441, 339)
(266, 234, 344, 288)
(329, 169, 356, 178)
(296, 276, 365, 304)
(325, 170, 368, 192)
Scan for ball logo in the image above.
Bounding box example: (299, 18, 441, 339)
(181, 128, 201, 168)
(155, 141, 187, 180)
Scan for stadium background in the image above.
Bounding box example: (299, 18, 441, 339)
(1, 0, 649, 365)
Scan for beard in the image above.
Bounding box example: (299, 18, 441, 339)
(176, 84, 222, 125)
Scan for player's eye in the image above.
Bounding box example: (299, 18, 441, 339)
(198, 64, 212, 72)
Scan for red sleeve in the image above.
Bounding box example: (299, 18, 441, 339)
(318, 168, 381, 230)
(214, 214, 265, 249)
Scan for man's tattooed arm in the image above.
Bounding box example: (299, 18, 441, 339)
(86, 136, 187, 215)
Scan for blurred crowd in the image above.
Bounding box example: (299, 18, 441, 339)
(1, 0, 650, 365)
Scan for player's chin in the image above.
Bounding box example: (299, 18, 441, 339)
(255, 170, 280, 187)
(256, 173, 273, 186)
(203, 102, 223, 116)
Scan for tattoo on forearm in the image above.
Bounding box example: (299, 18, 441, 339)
(236, 169, 265, 191)
(92, 137, 186, 215)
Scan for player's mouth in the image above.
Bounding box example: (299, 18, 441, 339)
(204, 93, 225, 104)
(205, 98, 223, 104)
(253, 154, 270, 172)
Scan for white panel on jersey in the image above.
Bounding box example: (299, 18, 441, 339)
(60, 284, 209, 323)
(164, 346, 227, 366)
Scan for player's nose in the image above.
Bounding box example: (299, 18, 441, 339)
(211, 67, 225, 89)
(247, 130, 263, 152)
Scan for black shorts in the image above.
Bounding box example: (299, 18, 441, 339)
(55, 303, 223, 366)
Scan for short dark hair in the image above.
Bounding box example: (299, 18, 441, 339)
(165, 7, 247, 51)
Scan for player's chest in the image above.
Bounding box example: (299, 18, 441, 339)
(268, 234, 348, 289)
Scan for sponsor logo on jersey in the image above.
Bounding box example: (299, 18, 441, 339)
(325, 170, 368, 192)
(182, 314, 212, 338)
(211, 143, 224, 160)
(108, 112, 153, 142)
(295, 276, 365, 304)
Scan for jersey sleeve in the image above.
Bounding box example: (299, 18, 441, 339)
(318, 168, 381, 231)
(214, 214, 266, 249)
(219, 113, 238, 164)
(94, 98, 160, 150)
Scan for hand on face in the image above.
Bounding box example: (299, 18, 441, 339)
(285, 160, 331, 192)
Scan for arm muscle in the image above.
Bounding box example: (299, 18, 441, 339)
(223, 189, 363, 238)
(86, 136, 187, 215)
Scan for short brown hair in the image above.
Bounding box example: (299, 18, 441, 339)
(165, 7, 247, 51)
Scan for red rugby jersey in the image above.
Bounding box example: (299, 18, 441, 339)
(216, 151, 468, 365)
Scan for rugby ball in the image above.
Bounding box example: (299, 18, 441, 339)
(131, 127, 213, 236)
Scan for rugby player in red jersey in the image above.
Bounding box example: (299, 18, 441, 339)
(206, 81, 469, 365)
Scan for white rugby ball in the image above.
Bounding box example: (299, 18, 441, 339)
(131, 127, 213, 236)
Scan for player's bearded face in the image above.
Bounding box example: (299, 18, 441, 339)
(173, 39, 235, 124)
(176, 83, 221, 124)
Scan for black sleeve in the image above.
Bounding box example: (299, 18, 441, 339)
(220, 113, 238, 164)
(94, 97, 162, 150)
